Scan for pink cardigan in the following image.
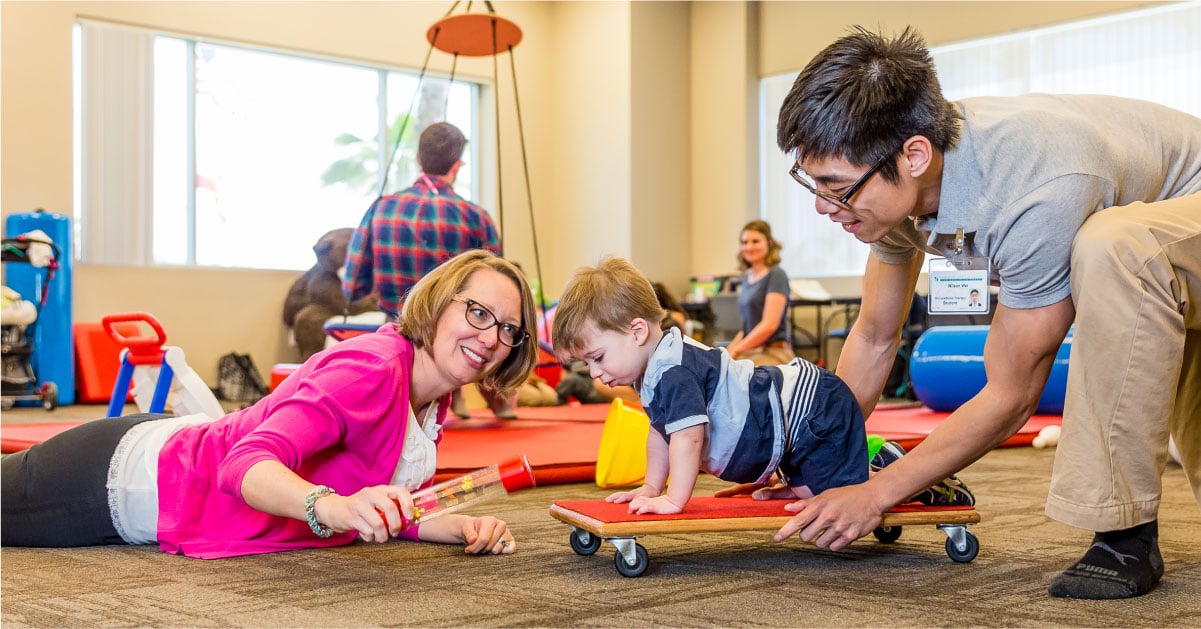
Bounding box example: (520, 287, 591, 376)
(156, 325, 448, 558)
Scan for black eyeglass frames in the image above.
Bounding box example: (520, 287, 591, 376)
(451, 294, 528, 347)
(788, 151, 895, 210)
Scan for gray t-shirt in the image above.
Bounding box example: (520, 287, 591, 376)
(736, 266, 792, 344)
(872, 94, 1201, 309)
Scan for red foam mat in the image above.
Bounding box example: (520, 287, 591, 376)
(433, 413, 607, 484)
(464, 402, 613, 423)
(865, 405, 1061, 451)
(1, 422, 88, 453)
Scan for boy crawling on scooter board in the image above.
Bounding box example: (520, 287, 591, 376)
(551, 255, 973, 515)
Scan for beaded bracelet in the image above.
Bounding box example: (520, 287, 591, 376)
(304, 485, 337, 538)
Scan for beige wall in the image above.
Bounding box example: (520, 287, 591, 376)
(630, 1, 692, 290)
(688, 1, 758, 288)
(541, 1, 632, 294)
(0, 0, 1164, 396)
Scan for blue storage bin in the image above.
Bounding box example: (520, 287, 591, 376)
(4, 210, 75, 406)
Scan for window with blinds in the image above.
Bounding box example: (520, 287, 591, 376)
(73, 20, 480, 270)
(759, 1, 1201, 279)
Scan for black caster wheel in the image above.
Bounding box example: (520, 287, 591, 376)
(614, 543, 649, 578)
(40, 382, 58, 411)
(946, 531, 979, 563)
(569, 529, 601, 556)
(873, 525, 903, 543)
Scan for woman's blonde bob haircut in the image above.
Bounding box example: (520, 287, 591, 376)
(552, 255, 664, 359)
(398, 250, 537, 395)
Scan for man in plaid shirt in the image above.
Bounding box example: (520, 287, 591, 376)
(343, 122, 502, 318)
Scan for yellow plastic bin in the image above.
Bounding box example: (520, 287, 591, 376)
(595, 398, 650, 488)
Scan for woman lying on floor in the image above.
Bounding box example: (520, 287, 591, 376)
(1, 250, 537, 559)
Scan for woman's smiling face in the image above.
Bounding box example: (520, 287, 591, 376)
(431, 268, 521, 388)
(740, 228, 770, 267)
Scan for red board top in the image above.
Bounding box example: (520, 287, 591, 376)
(552, 496, 973, 524)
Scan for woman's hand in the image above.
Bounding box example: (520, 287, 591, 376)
(460, 515, 515, 555)
(414, 513, 515, 554)
(315, 485, 415, 543)
(604, 484, 659, 504)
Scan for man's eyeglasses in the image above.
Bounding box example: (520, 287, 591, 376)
(451, 294, 528, 347)
(788, 151, 895, 211)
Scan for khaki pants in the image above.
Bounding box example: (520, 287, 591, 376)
(1046, 193, 1201, 531)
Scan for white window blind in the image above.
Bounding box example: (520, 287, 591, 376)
(75, 21, 156, 266)
(934, 1, 1201, 114)
(760, 1, 1201, 279)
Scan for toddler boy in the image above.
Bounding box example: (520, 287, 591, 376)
(553, 256, 974, 514)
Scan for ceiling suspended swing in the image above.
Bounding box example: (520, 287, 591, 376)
(377, 2, 553, 330)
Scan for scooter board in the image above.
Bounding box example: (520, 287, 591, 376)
(549, 496, 980, 577)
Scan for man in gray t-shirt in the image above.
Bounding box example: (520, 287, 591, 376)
(768, 26, 1201, 600)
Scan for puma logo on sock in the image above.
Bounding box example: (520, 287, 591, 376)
(1075, 563, 1119, 577)
(1091, 541, 1138, 567)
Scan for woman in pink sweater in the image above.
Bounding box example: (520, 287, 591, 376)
(2, 250, 537, 559)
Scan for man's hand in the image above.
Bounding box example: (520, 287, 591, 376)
(773, 483, 885, 551)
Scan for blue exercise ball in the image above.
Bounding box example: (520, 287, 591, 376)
(909, 325, 1071, 414)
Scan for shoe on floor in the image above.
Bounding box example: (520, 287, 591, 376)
(870, 440, 976, 506)
(490, 403, 518, 419)
(911, 474, 976, 507)
(870, 439, 907, 474)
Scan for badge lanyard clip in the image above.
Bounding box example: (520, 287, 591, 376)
(947, 228, 985, 270)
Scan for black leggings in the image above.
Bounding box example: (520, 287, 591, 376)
(1, 413, 168, 547)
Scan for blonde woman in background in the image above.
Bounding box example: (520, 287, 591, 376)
(725, 220, 793, 366)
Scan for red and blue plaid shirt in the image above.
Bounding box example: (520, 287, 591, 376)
(343, 175, 501, 316)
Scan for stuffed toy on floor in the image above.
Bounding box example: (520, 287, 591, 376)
(283, 228, 379, 361)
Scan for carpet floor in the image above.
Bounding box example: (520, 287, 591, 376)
(3, 443, 1199, 628)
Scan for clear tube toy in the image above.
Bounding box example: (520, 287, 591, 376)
(385, 455, 536, 530)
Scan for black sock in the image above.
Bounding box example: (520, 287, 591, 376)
(1048, 520, 1164, 599)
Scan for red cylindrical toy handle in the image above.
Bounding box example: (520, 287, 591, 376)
(499, 454, 536, 492)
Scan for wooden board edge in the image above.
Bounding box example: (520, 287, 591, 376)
(881, 509, 980, 526)
(550, 504, 980, 536)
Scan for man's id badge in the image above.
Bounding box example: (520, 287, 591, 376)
(928, 229, 990, 314)
(928, 257, 990, 314)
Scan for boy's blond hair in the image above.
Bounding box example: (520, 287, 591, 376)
(552, 256, 665, 359)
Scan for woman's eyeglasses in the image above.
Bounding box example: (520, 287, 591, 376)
(451, 295, 528, 347)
